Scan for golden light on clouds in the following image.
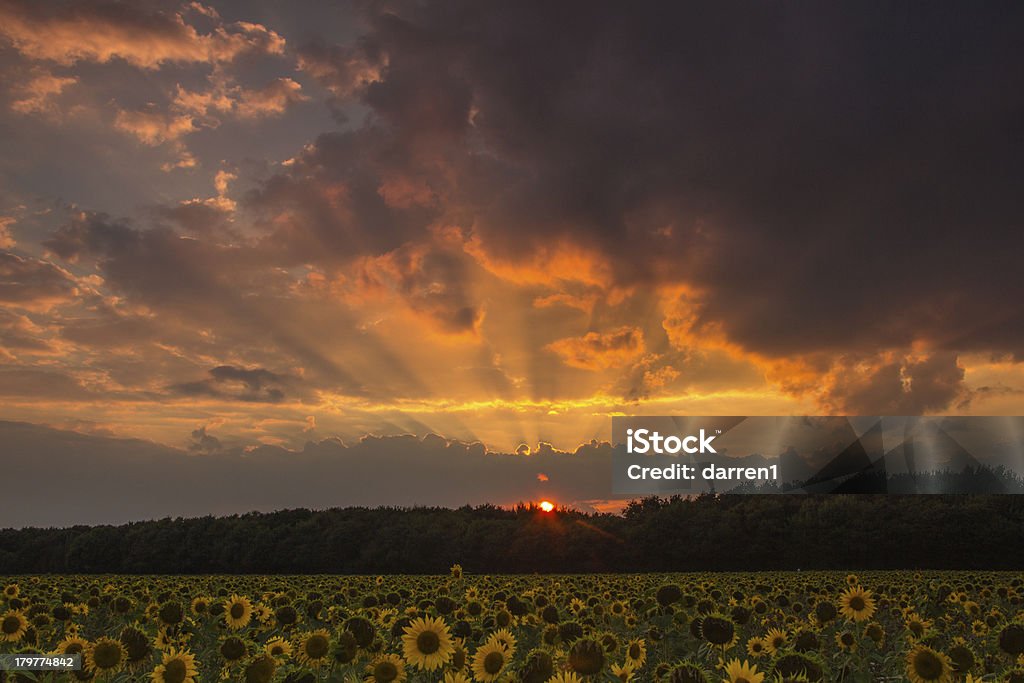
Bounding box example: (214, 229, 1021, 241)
(0, 0, 1022, 470)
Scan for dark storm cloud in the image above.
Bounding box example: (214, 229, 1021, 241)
(170, 364, 293, 403)
(824, 352, 966, 415)
(302, 1, 1024, 362)
(247, 128, 444, 263)
(0, 420, 617, 527)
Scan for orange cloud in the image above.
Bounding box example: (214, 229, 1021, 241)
(0, 217, 15, 249)
(546, 326, 645, 370)
(233, 78, 308, 119)
(10, 71, 77, 115)
(297, 43, 386, 98)
(464, 234, 613, 289)
(0, 1, 285, 68)
(115, 107, 196, 145)
(533, 291, 600, 315)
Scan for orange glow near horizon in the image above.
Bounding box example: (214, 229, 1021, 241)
(539, 500, 555, 512)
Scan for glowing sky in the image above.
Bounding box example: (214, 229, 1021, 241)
(2, 0, 1024, 466)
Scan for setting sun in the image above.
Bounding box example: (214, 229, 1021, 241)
(539, 501, 555, 512)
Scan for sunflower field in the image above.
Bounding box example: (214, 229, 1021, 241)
(2, 569, 1023, 682)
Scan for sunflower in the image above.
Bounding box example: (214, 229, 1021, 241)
(189, 597, 209, 616)
(665, 661, 710, 682)
(155, 626, 179, 651)
(295, 629, 332, 667)
(624, 637, 647, 666)
(219, 635, 248, 664)
(442, 673, 471, 683)
(366, 653, 407, 682)
(946, 640, 976, 675)
(722, 658, 765, 683)
(834, 631, 857, 653)
(223, 595, 252, 630)
(265, 636, 292, 659)
(746, 636, 768, 659)
(1, 610, 28, 643)
(55, 634, 90, 656)
(253, 602, 273, 624)
(243, 656, 276, 683)
(157, 601, 184, 627)
(906, 644, 952, 683)
(450, 564, 463, 579)
(487, 627, 518, 657)
(151, 647, 199, 683)
(999, 622, 1024, 657)
(838, 587, 876, 622)
(471, 641, 509, 682)
(401, 616, 454, 671)
(86, 636, 127, 675)
(764, 628, 788, 655)
(905, 612, 933, 641)
(547, 674, 583, 683)
(611, 661, 636, 682)
(701, 614, 737, 648)
(568, 638, 606, 675)
(2, 584, 19, 599)
(120, 625, 153, 669)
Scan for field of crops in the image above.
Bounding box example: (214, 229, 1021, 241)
(1, 569, 1022, 682)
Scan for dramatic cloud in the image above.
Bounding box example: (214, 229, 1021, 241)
(173, 77, 308, 121)
(547, 327, 646, 371)
(297, 42, 386, 98)
(0, 0, 285, 68)
(1, 0, 1023, 502)
(170, 365, 295, 403)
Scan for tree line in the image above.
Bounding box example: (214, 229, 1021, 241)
(1, 494, 1023, 574)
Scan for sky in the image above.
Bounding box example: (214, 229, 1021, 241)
(2, 1, 1024, 522)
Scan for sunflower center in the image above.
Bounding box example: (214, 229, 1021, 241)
(163, 659, 187, 683)
(702, 616, 735, 645)
(912, 650, 944, 679)
(417, 630, 440, 654)
(305, 635, 329, 659)
(221, 638, 246, 661)
(230, 604, 245, 619)
(2, 616, 20, 634)
(849, 597, 865, 611)
(484, 651, 505, 674)
(373, 661, 398, 682)
(270, 645, 284, 656)
(628, 644, 641, 659)
(93, 642, 123, 669)
(1000, 624, 1024, 655)
(736, 678, 751, 683)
